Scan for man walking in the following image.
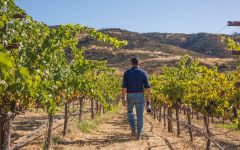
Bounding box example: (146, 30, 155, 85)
(122, 56, 151, 140)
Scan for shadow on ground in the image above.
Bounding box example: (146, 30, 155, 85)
(56, 133, 133, 149)
(217, 139, 240, 150)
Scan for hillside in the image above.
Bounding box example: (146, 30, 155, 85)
(142, 32, 229, 57)
(77, 28, 236, 72)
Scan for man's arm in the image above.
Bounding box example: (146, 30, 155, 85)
(121, 88, 127, 106)
(145, 88, 151, 103)
(143, 72, 151, 103)
(122, 72, 127, 106)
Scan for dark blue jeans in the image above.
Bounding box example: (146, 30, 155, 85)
(127, 93, 144, 135)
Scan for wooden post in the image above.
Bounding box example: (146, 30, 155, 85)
(158, 105, 162, 123)
(187, 108, 193, 142)
(63, 102, 69, 136)
(79, 97, 84, 122)
(99, 104, 102, 115)
(176, 103, 181, 136)
(191, 109, 194, 119)
(44, 114, 54, 150)
(103, 104, 105, 114)
(0, 113, 13, 150)
(167, 107, 173, 133)
(204, 115, 211, 150)
(91, 99, 95, 119)
(96, 101, 99, 115)
(163, 106, 166, 127)
(153, 106, 156, 119)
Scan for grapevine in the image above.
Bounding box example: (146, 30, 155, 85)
(0, 1, 127, 149)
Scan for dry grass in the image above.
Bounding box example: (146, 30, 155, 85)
(85, 45, 236, 73)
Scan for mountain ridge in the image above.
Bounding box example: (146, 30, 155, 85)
(80, 28, 236, 72)
(49, 26, 237, 72)
(99, 28, 233, 58)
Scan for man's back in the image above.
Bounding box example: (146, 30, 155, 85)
(122, 67, 150, 93)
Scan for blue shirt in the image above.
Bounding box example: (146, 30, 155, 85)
(122, 67, 150, 93)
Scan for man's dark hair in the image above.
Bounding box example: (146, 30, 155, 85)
(131, 56, 140, 66)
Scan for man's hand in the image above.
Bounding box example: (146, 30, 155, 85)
(121, 88, 127, 107)
(122, 98, 126, 107)
(146, 101, 152, 113)
(145, 88, 151, 113)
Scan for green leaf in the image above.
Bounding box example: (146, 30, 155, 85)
(0, 21, 4, 28)
(19, 67, 30, 80)
(0, 52, 16, 68)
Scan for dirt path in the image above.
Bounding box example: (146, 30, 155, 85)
(76, 110, 169, 150)
(14, 107, 240, 150)
(51, 108, 194, 150)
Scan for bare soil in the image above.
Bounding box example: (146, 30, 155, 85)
(11, 107, 240, 150)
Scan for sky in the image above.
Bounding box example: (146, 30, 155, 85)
(15, 0, 240, 34)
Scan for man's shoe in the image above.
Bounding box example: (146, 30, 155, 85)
(131, 129, 136, 136)
(136, 134, 142, 141)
